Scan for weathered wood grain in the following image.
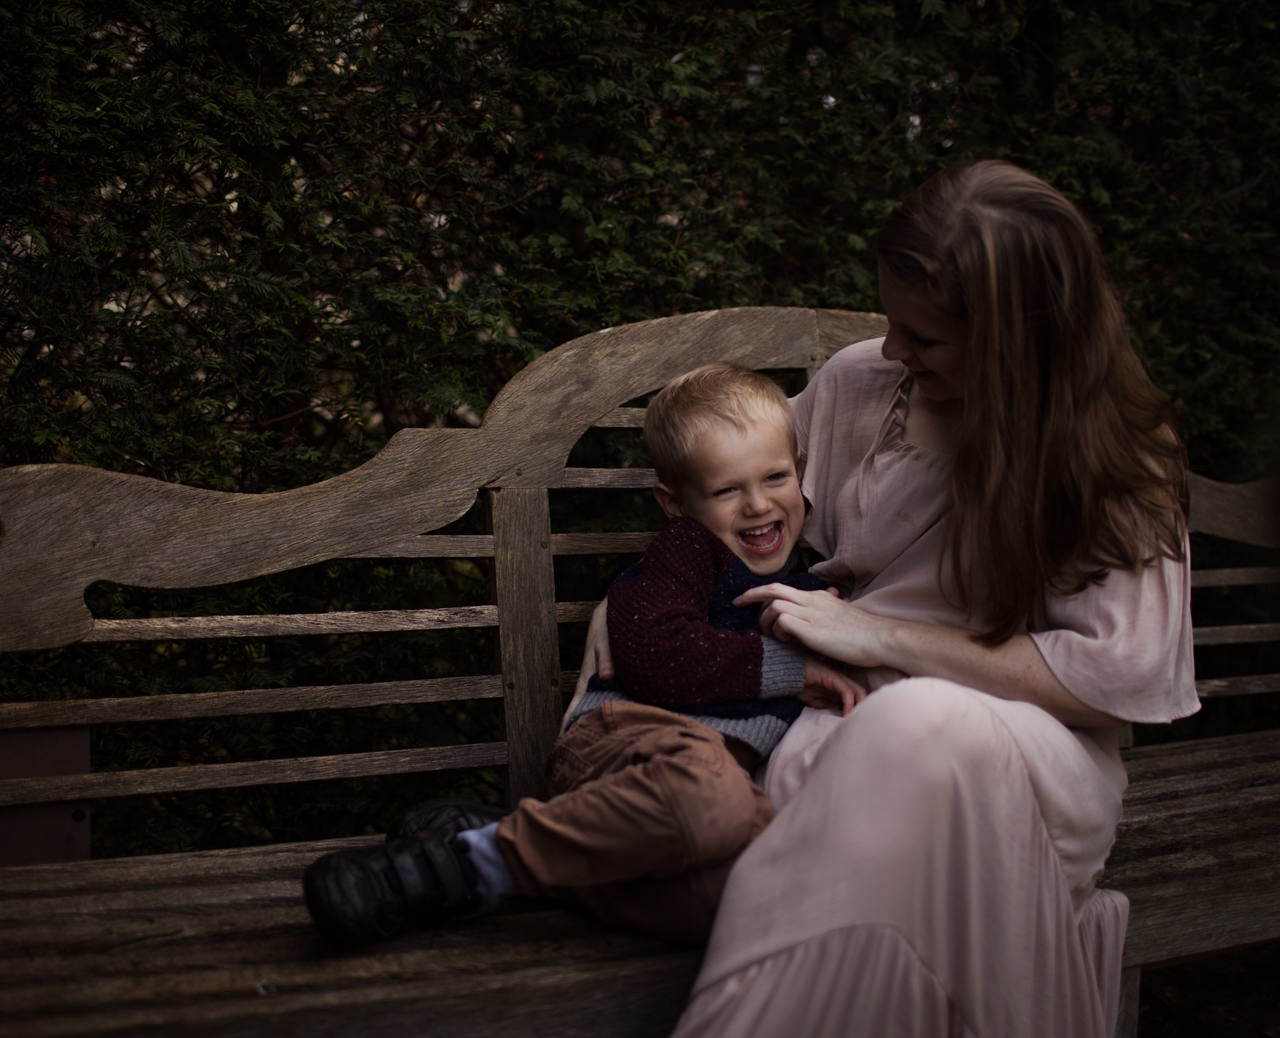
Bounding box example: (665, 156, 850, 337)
(0, 307, 882, 653)
(0, 744, 507, 807)
(0, 428, 506, 652)
(1190, 565, 1280, 588)
(82, 604, 499, 643)
(491, 487, 562, 802)
(0, 306, 1274, 1038)
(591, 407, 648, 428)
(1188, 473, 1280, 548)
(1192, 621, 1280, 646)
(0, 676, 505, 730)
(551, 531, 656, 555)
(556, 467, 657, 489)
(0, 730, 1270, 1037)
(480, 308, 887, 489)
(0, 837, 698, 1038)
(1195, 674, 1280, 697)
(350, 533, 496, 557)
(1187, 622, 1280, 645)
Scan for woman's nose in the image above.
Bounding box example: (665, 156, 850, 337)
(881, 329, 908, 362)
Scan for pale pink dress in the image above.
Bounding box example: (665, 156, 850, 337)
(672, 340, 1198, 1038)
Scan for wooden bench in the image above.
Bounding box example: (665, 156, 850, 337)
(1, 307, 1276, 1037)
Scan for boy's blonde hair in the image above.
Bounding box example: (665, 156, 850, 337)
(643, 363, 796, 488)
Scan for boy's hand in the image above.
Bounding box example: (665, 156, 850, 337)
(798, 654, 867, 716)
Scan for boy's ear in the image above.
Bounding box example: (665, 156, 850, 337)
(652, 482, 684, 519)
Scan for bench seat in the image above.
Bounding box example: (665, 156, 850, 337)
(2, 727, 1276, 1038)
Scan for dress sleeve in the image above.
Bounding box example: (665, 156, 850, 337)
(608, 518, 773, 707)
(1029, 546, 1199, 724)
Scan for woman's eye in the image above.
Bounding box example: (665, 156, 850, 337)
(897, 325, 936, 348)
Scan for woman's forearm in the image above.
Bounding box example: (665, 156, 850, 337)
(878, 618, 1123, 730)
(741, 585, 1123, 731)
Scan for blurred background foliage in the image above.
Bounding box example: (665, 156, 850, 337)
(1, 0, 1277, 857)
(4, 0, 1276, 486)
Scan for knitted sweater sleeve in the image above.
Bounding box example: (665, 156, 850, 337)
(607, 518, 773, 707)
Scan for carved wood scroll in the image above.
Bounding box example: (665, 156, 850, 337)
(0, 308, 888, 651)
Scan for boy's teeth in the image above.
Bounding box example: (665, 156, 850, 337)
(740, 521, 782, 549)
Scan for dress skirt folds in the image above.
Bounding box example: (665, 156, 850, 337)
(672, 684, 1130, 1037)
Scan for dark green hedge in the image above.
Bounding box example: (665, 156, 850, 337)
(2, 1, 1277, 854)
(4, 0, 1277, 485)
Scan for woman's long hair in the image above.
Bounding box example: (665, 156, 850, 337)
(876, 160, 1187, 644)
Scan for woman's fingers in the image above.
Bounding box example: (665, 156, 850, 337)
(737, 584, 826, 640)
(734, 583, 813, 608)
(757, 599, 789, 640)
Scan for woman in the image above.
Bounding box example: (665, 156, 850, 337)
(583, 160, 1196, 1036)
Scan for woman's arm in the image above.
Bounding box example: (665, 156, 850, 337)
(736, 584, 1124, 731)
(563, 599, 613, 731)
(563, 593, 865, 730)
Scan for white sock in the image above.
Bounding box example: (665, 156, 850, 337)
(455, 821, 515, 907)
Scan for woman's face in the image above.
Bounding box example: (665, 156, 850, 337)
(878, 270, 969, 406)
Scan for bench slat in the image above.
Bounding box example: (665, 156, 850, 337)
(1191, 565, 1280, 587)
(70, 602, 602, 651)
(557, 467, 657, 489)
(552, 531, 656, 555)
(0, 676, 505, 730)
(1117, 863, 1280, 965)
(492, 487, 563, 801)
(1192, 621, 1280, 646)
(83, 605, 500, 643)
(591, 407, 647, 428)
(1188, 473, 1280, 548)
(0, 744, 507, 807)
(1121, 730, 1280, 788)
(1110, 734, 1279, 966)
(348, 534, 496, 558)
(0, 836, 698, 1038)
(1195, 673, 1280, 697)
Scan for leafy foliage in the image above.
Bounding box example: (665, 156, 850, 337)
(1, 0, 1276, 854)
(5, 0, 1275, 484)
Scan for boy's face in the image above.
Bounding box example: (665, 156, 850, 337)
(655, 418, 806, 576)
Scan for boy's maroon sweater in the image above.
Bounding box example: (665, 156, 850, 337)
(605, 515, 824, 710)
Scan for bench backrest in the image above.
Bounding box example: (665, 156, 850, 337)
(1180, 473, 1280, 725)
(0, 308, 881, 862)
(1, 307, 1275, 864)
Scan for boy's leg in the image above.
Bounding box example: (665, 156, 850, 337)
(569, 794, 771, 945)
(494, 701, 773, 938)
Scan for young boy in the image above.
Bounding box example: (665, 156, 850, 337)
(303, 364, 863, 949)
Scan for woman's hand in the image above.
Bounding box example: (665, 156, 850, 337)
(738, 584, 1126, 731)
(738, 584, 894, 669)
(798, 653, 867, 715)
(561, 598, 613, 731)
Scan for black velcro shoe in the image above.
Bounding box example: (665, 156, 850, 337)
(387, 797, 510, 842)
(303, 832, 481, 950)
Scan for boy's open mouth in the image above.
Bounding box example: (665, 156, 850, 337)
(738, 521, 784, 554)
